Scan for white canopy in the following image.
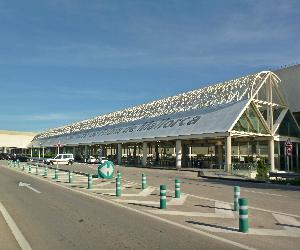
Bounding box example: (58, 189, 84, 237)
(29, 100, 247, 147)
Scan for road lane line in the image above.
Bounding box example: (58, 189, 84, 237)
(0, 202, 32, 250)
(243, 189, 286, 197)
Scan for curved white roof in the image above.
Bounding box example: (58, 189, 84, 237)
(34, 71, 270, 140)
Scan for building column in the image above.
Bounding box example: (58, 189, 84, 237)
(38, 148, 41, 159)
(73, 147, 76, 156)
(42, 147, 45, 158)
(99, 145, 103, 158)
(268, 137, 275, 172)
(133, 145, 137, 158)
(142, 142, 147, 167)
(30, 147, 33, 157)
(225, 136, 232, 173)
(277, 141, 282, 170)
(175, 140, 182, 170)
(84, 145, 88, 161)
(189, 146, 192, 167)
(155, 144, 159, 163)
(216, 142, 223, 169)
(3, 147, 7, 154)
(296, 143, 299, 171)
(117, 143, 122, 165)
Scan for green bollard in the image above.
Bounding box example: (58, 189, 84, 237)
(142, 173, 147, 190)
(35, 166, 39, 175)
(69, 171, 73, 183)
(239, 198, 249, 233)
(88, 174, 93, 189)
(54, 168, 59, 180)
(29, 165, 32, 173)
(44, 166, 48, 177)
(116, 177, 121, 197)
(234, 186, 240, 211)
(175, 178, 181, 198)
(117, 170, 121, 179)
(160, 185, 167, 209)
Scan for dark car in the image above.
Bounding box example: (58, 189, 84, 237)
(16, 155, 29, 162)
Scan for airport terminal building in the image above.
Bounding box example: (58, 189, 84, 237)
(26, 65, 300, 173)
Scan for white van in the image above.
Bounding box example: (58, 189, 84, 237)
(45, 154, 74, 165)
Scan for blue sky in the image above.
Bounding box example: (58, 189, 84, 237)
(0, 0, 299, 132)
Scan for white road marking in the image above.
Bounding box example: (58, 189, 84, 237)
(215, 202, 235, 218)
(123, 183, 138, 188)
(187, 193, 300, 219)
(168, 194, 188, 206)
(93, 181, 114, 187)
(121, 187, 156, 197)
(88, 187, 125, 191)
(116, 199, 159, 205)
(272, 213, 300, 233)
(191, 213, 300, 238)
(0, 202, 32, 250)
(147, 201, 234, 218)
(243, 189, 285, 197)
(18, 182, 41, 194)
(115, 193, 188, 207)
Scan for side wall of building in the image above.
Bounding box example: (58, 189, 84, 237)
(0, 131, 36, 149)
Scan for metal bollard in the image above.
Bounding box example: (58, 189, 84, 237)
(13, 161, 16, 168)
(44, 166, 48, 177)
(142, 173, 147, 190)
(88, 174, 93, 189)
(117, 170, 121, 179)
(69, 171, 73, 183)
(17, 159, 20, 168)
(54, 168, 59, 180)
(160, 185, 167, 209)
(234, 186, 240, 211)
(175, 178, 181, 198)
(35, 166, 39, 175)
(22, 164, 25, 171)
(239, 198, 249, 233)
(29, 165, 32, 173)
(116, 177, 121, 197)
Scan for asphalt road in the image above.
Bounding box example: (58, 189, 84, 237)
(53, 162, 300, 216)
(0, 163, 243, 250)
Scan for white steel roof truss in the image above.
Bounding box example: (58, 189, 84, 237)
(249, 101, 272, 134)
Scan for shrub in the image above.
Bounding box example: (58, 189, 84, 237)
(256, 160, 270, 180)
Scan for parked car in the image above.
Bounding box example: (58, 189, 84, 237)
(86, 156, 108, 164)
(86, 156, 99, 164)
(44, 154, 74, 165)
(0, 153, 8, 160)
(99, 157, 108, 164)
(16, 155, 29, 162)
